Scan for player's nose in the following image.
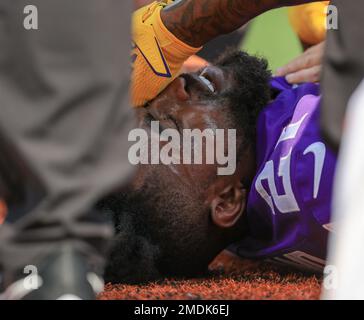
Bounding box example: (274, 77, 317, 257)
(169, 76, 190, 102)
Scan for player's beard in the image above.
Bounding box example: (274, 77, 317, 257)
(100, 171, 213, 284)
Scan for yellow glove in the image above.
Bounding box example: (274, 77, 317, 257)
(131, 0, 202, 107)
(289, 2, 329, 46)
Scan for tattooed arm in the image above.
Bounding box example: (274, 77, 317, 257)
(131, 0, 321, 106)
(161, 0, 322, 48)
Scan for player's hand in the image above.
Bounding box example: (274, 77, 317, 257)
(275, 41, 325, 84)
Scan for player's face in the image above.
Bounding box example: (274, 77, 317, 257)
(105, 66, 255, 281)
(133, 65, 245, 195)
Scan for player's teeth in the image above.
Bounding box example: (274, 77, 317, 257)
(199, 75, 215, 93)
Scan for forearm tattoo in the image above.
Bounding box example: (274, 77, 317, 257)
(161, 0, 320, 47)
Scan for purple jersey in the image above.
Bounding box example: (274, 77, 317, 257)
(229, 77, 337, 272)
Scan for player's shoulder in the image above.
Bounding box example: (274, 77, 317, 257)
(255, 77, 321, 165)
(252, 77, 336, 225)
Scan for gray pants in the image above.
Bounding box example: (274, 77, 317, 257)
(320, 0, 364, 299)
(0, 0, 134, 275)
(321, 0, 364, 151)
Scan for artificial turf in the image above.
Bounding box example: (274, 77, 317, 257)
(98, 250, 322, 300)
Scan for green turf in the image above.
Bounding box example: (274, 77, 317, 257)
(242, 7, 303, 73)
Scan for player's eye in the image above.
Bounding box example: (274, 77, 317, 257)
(167, 115, 181, 132)
(159, 115, 180, 132)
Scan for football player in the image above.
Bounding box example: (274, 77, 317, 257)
(101, 0, 335, 283)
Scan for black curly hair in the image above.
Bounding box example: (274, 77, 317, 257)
(214, 49, 271, 153)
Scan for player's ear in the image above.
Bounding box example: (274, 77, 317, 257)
(210, 182, 247, 228)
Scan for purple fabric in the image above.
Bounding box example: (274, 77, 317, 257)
(229, 78, 337, 271)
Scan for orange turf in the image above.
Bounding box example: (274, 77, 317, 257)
(98, 250, 322, 300)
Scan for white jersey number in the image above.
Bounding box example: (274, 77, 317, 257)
(255, 113, 326, 215)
